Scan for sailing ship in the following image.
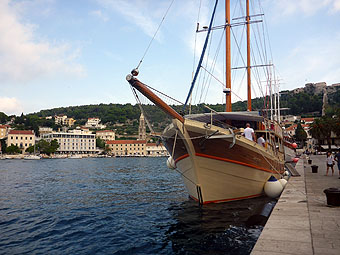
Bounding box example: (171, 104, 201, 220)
(126, 0, 285, 204)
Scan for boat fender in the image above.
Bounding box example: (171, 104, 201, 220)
(166, 156, 176, 169)
(278, 178, 287, 188)
(283, 170, 290, 180)
(264, 176, 283, 198)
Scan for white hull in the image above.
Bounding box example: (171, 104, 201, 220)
(163, 116, 285, 204)
(177, 155, 277, 203)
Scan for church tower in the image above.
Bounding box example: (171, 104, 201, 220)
(138, 112, 146, 140)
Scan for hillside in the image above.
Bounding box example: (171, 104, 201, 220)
(1, 82, 339, 136)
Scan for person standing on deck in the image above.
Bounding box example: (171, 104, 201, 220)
(334, 149, 340, 179)
(257, 134, 265, 147)
(244, 123, 256, 141)
(325, 151, 335, 176)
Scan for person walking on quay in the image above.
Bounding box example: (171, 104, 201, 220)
(325, 151, 335, 176)
(334, 149, 340, 178)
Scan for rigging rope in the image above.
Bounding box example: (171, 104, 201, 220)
(183, 0, 219, 111)
(135, 0, 175, 70)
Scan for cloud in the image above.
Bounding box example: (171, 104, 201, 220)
(0, 0, 84, 83)
(90, 10, 109, 22)
(281, 32, 340, 88)
(96, 0, 166, 40)
(269, 0, 340, 16)
(0, 97, 23, 115)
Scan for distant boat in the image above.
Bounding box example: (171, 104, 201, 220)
(69, 154, 82, 159)
(24, 155, 41, 160)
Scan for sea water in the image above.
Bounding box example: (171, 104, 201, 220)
(0, 157, 271, 254)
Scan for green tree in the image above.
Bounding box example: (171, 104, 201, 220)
(310, 116, 335, 151)
(6, 145, 21, 154)
(0, 112, 8, 124)
(25, 145, 35, 154)
(36, 139, 59, 155)
(104, 145, 111, 154)
(294, 123, 307, 146)
(96, 137, 105, 149)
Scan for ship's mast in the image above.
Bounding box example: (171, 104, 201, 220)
(246, 0, 251, 111)
(225, 0, 232, 112)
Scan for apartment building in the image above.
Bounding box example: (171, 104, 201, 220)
(55, 114, 67, 125)
(39, 127, 53, 136)
(96, 130, 115, 141)
(42, 130, 97, 154)
(106, 140, 146, 156)
(85, 118, 106, 129)
(7, 130, 35, 152)
(0, 125, 10, 139)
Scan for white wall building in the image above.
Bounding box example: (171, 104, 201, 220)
(42, 130, 97, 154)
(96, 130, 115, 141)
(85, 118, 106, 129)
(146, 143, 168, 156)
(55, 115, 67, 125)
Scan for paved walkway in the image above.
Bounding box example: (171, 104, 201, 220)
(251, 154, 340, 255)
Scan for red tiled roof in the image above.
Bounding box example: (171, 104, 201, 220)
(146, 143, 156, 146)
(8, 130, 34, 135)
(285, 124, 297, 131)
(106, 140, 146, 144)
(0, 125, 10, 128)
(96, 130, 114, 133)
(301, 117, 314, 122)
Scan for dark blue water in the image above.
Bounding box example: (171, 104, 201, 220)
(0, 158, 270, 254)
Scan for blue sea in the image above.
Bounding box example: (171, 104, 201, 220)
(0, 157, 272, 254)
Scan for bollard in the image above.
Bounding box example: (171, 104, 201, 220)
(311, 165, 318, 173)
(323, 188, 340, 206)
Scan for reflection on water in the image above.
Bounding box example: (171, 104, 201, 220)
(0, 158, 274, 254)
(166, 197, 274, 255)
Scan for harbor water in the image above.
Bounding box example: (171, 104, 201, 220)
(0, 157, 273, 254)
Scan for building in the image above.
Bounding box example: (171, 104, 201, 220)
(96, 130, 115, 141)
(138, 113, 146, 140)
(85, 118, 106, 129)
(106, 140, 146, 156)
(0, 125, 10, 139)
(55, 114, 68, 125)
(301, 117, 314, 125)
(7, 130, 35, 152)
(284, 124, 311, 138)
(42, 130, 97, 154)
(39, 127, 53, 136)
(146, 143, 168, 156)
(64, 118, 76, 127)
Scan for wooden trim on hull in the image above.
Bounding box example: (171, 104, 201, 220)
(174, 154, 189, 164)
(190, 193, 263, 204)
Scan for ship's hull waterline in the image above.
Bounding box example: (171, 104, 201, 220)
(163, 118, 285, 204)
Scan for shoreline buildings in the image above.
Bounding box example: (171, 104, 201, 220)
(42, 129, 97, 155)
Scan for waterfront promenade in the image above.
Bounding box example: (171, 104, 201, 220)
(251, 154, 340, 255)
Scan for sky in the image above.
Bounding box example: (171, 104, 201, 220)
(1, 0, 340, 116)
